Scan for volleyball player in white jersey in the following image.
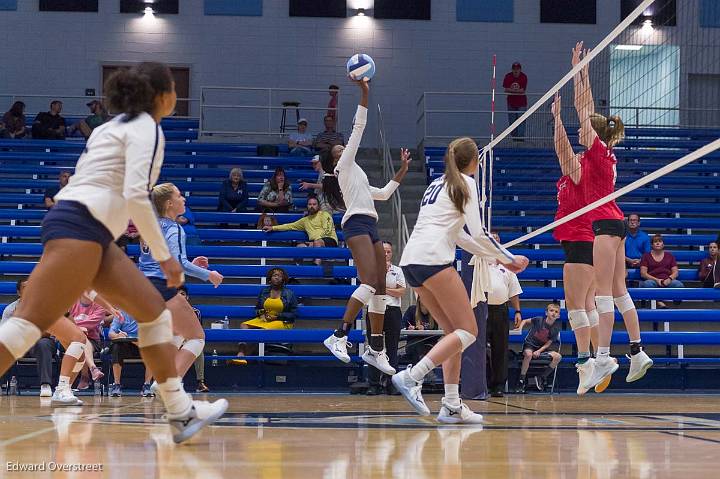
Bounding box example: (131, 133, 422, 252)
(394, 137, 529, 422)
(321, 79, 411, 374)
(0, 62, 227, 444)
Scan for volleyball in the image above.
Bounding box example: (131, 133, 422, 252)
(346, 53, 376, 81)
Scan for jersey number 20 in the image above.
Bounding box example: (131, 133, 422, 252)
(421, 183, 442, 206)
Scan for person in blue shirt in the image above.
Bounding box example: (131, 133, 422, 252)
(217, 168, 249, 212)
(624, 213, 651, 269)
(140, 182, 224, 384)
(177, 205, 201, 245)
(108, 311, 154, 397)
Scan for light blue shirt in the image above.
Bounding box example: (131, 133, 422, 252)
(138, 217, 210, 281)
(110, 312, 139, 338)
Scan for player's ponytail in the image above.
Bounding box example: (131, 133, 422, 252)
(105, 62, 174, 121)
(444, 137, 477, 214)
(590, 113, 625, 148)
(319, 149, 346, 211)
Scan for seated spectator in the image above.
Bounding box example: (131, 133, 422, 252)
(116, 220, 139, 252)
(401, 297, 439, 367)
(313, 115, 345, 151)
(232, 268, 297, 364)
(514, 302, 562, 393)
(299, 156, 334, 213)
(1, 280, 56, 397)
(67, 100, 109, 139)
(69, 292, 109, 390)
(177, 205, 201, 245)
(640, 234, 683, 288)
(32, 100, 66, 140)
(263, 195, 337, 264)
(625, 213, 651, 269)
(257, 167, 293, 213)
(178, 286, 209, 393)
(1, 101, 27, 138)
(108, 311, 154, 397)
(44, 170, 71, 208)
(217, 168, 249, 212)
(698, 241, 718, 288)
(288, 118, 314, 156)
(327, 84, 339, 120)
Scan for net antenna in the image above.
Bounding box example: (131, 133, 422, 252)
(479, 54, 498, 230)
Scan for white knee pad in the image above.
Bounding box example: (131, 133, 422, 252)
(65, 341, 85, 360)
(614, 293, 636, 314)
(587, 309, 600, 328)
(181, 338, 205, 358)
(454, 329, 476, 352)
(138, 309, 173, 348)
(0, 317, 42, 359)
(368, 294, 389, 314)
(595, 296, 614, 315)
(172, 335, 185, 349)
(351, 283, 376, 306)
(568, 310, 590, 331)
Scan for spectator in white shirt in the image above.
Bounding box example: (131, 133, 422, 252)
(288, 118, 314, 156)
(485, 233, 523, 397)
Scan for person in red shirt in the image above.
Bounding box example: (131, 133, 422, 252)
(570, 41, 652, 390)
(327, 84, 339, 121)
(502, 62, 528, 139)
(640, 234, 683, 290)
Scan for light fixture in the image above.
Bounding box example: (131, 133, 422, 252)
(616, 45, 643, 51)
(640, 17, 654, 36)
(144, 6, 154, 14)
(356, 8, 366, 16)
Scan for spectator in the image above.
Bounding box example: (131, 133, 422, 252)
(68, 292, 108, 390)
(67, 100, 109, 139)
(107, 311, 154, 397)
(217, 168, 249, 212)
(232, 268, 298, 364)
(299, 156, 334, 213)
(327, 84, 339, 120)
(178, 286, 209, 393)
(402, 297, 439, 373)
(177, 205, 201, 245)
(640, 234, 683, 288)
(116, 220, 140, 252)
(1, 101, 27, 138)
(313, 114, 345, 151)
(625, 213, 651, 269)
(44, 170, 71, 209)
(514, 303, 563, 392)
(698, 241, 719, 288)
(288, 118, 314, 156)
(264, 195, 337, 264)
(503, 62, 528, 139)
(486, 237, 524, 397)
(257, 167, 293, 213)
(367, 241, 406, 396)
(1, 280, 56, 397)
(32, 100, 66, 140)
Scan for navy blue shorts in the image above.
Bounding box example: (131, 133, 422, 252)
(342, 214, 380, 243)
(402, 263, 454, 288)
(41, 200, 114, 251)
(148, 276, 178, 302)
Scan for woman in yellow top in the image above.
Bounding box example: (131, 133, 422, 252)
(232, 268, 298, 365)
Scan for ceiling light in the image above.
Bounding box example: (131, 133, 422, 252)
(616, 45, 643, 51)
(356, 8, 366, 16)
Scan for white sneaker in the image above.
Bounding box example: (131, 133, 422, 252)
(436, 399, 483, 424)
(587, 356, 619, 390)
(391, 366, 430, 416)
(51, 387, 84, 406)
(626, 350, 653, 382)
(40, 384, 52, 397)
(167, 398, 229, 444)
(361, 347, 396, 375)
(576, 358, 596, 395)
(323, 334, 352, 363)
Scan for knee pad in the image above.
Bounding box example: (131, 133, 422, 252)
(567, 310, 590, 331)
(351, 283, 376, 306)
(181, 338, 205, 358)
(587, 309, 600, 328)
(138, 309, 173, 348)
(368, 294, 389, 314)
(0, 317, 42, 359)
(172, 335, 185, 349)
(614, 293, 635, 314)
(454, 329, 476, 352)
(65, 341, 85, 360)
(595, 295, 614, 315)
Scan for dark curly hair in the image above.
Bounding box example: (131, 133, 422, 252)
(266, 267, 289, 288)
(320, 149, 345, 211)
(104, 62, 174, 121)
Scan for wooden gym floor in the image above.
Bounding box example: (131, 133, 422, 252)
(0, 393, 718, 478)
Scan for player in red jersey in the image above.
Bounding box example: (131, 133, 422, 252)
(571, 42, 652, 389)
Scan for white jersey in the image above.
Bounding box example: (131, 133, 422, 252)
(55, 112, 171, 262)
(335, 105, 399, 226)
(385, 264, 406, 308)
(400, 174, 513, 267)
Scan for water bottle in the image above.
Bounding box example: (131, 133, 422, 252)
(94, 381, 102, 396)
(222, 315, 230, 329)
(212, 349, 218, 367)
(9, 376, 18, 396)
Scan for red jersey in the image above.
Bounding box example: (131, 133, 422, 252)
(553, 175, 594, 242)
(580, 136, 624, 222)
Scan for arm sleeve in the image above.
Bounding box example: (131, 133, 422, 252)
(123, 127, 171, 262)
(460, 179, 514, 263)
(272, 217, 306, 232)
(369, 180, 400, 201)
(109, 318, 121, 334)
(335, 106, 367, 172)
(166, 226, 210, 281)
(279, 290, 298, 323)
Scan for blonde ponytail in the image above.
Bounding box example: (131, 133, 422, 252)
(443, 137, 478, 213)
(151, 182, 175, 217)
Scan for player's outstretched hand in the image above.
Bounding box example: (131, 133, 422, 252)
(505, 255, 529, 274)
(399, 148, 412, 171)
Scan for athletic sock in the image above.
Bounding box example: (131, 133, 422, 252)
(577, 351, 591, 365)
(369, 334, 384, 351)
(409, 356, 435, 382)
(57, 376, 70, 390)
(597, 347, 610, 359)
(444, 384, 461, 408)
(334, 322, 352, 338)
(629, 340, 641, 356)
(157, 377, 192, 416)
